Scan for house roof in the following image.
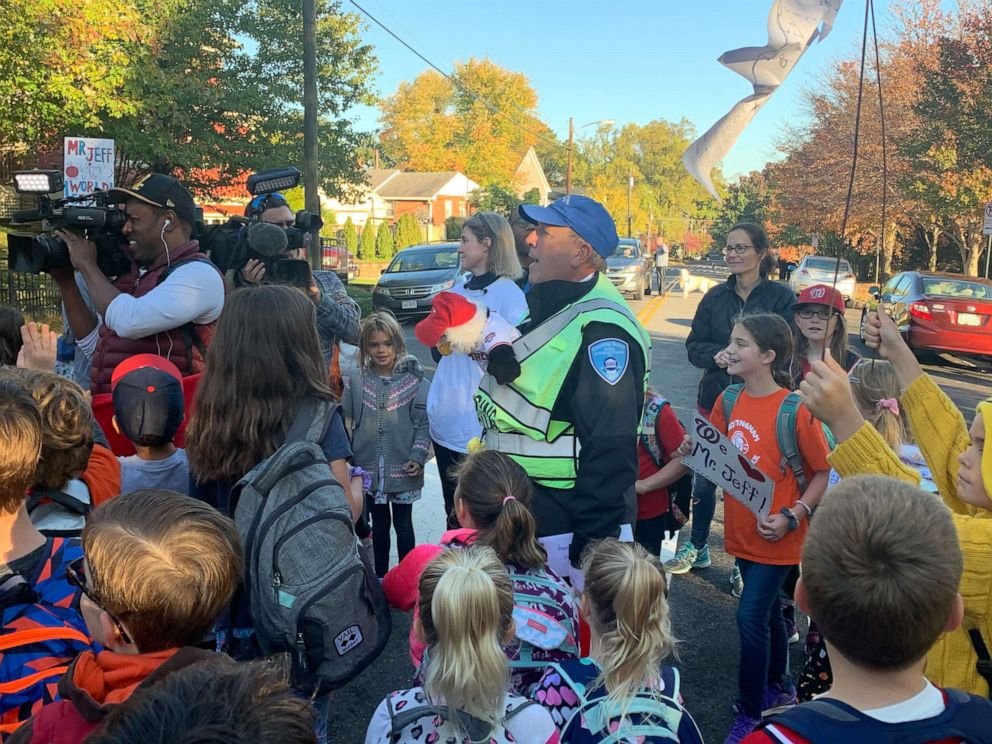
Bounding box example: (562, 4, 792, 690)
(367, 168, 401, 191)
(373, 171, 463, 200)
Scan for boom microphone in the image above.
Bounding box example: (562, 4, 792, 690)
(246, 221, 288, 258)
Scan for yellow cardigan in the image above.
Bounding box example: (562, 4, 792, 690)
(828, 374, 992, 697)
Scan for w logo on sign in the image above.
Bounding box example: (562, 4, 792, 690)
(810, 286, 826, 299)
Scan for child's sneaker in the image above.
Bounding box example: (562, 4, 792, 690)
(664, 541, 698, 575)
(729, 563, 744, 598)
(693, 543, 712, 568)
(761, 682, 798, 717)
(723, 702, 761, 744)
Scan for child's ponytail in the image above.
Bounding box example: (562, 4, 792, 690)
(583, 539, 677, 717)
(454, 450, 547, 569)
(418, 546, 513, 732)
(849, 360, 906, 451)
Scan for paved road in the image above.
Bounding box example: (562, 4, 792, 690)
(330, 266, 990, 743)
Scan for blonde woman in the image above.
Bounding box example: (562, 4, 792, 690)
(427, 212, 527, 529)
(531, 539, 703, 743)
(365, 546, 558, 743)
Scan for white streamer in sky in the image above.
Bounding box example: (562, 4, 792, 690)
(683, 0, 844, 201)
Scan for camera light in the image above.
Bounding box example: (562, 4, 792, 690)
(13, 170, 63, 194)
(247, 167, 301, 196)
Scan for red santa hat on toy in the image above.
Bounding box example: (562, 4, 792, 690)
(415, 292, 489, 354)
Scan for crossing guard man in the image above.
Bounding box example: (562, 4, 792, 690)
(474, 195, 651, 569)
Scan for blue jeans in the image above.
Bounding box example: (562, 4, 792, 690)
(689, 473, 717, 548)
(736, 559, 795, 718)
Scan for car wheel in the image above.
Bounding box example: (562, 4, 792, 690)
(632, 277, 644, 301)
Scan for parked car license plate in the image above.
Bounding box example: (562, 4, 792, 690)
(401, 300, 417, 310)
(958, 313, 981, 326)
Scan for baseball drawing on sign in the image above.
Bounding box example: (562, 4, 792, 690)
(682, 412, 774, 520)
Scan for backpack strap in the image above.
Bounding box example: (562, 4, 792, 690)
(284, 398, 337, 447)
(775, 392, 808, 494)
(640, 395, 668, 468)
(26, 489, 92, 518)
(721, 384, 744, 424)
(969, 628, 992, 700)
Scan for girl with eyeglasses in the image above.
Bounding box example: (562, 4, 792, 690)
(789, 284, 860, 386)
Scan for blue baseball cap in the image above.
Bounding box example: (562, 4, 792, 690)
(519, 195, 619, 258)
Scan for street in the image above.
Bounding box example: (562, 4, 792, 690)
(330, 267, 991, 743)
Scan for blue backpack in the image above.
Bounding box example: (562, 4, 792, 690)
(760, 690, 992, 744)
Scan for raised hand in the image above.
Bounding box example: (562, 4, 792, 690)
(16, 322, 57, 371)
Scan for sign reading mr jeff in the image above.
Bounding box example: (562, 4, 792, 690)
(64, 137, 115, 198)
(682, 412, 773, 520)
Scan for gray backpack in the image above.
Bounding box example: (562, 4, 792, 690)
(233, 398, 390, 694)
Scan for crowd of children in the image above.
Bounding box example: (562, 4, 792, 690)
(1, 252, 992, 744)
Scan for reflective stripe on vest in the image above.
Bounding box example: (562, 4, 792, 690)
(475, 274, 650, 489)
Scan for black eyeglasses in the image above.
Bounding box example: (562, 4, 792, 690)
(724, 244, 754, 255)
(796, 307, 834, 320)
(66, 557, 133, 644)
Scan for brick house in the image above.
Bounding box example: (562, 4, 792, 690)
(366, 169, 479, 226)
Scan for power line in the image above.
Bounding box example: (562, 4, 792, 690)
(348, 0, 564, 150)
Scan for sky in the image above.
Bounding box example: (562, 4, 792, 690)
(344, 0, 899, 181)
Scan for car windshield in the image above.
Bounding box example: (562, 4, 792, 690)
(922, 278, 992, 300)
(385, 249, 458, 273)
(616, 244, 638, 258)
(805, 257, 852, 273)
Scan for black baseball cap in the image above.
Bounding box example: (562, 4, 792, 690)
(107, 174, 197, 224)
(111, 355, 185, 444)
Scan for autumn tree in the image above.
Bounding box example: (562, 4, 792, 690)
(899, 3, 992, 275)
(379, 59, 552, 188)
(709, 172, 773, 248)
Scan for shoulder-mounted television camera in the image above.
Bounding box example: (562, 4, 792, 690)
(7, 170, 131, 276)
(198, 166, 322, 288)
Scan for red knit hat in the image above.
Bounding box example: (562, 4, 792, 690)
(415, 292, 486, 349)
(792, 284, 845, 314)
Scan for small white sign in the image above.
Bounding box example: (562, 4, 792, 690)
(63, 137, 115, 199)
(983, 202, 992, 236)
(682, 412, 774, 520)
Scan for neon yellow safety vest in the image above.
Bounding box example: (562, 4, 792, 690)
(474, 274, 651, 490)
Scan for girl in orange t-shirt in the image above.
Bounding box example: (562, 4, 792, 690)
(680, 313, 830, 743)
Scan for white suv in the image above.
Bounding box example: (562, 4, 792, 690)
(789, 255, 856, 303)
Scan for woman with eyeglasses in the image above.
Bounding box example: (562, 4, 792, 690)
(789, 284, 859, 386)
(667, 223, 795, 597)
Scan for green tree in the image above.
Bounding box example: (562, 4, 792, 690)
(445, 217, 466, 240)
(394, 214, 422, 250)
(358, 222, 376, 260)
(342, 217, 358, 256)
(375, 222, 395, 260)
(708, 172, 773, 248)
(379, 59, 553, 187)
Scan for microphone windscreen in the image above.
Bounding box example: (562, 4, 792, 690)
(246, 221, 288, 257)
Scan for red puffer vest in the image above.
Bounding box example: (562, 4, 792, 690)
(90, 241, 221, 394)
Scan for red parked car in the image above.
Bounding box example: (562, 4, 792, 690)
(861, 271, 992, 359)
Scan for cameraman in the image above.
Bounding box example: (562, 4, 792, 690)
(51, 174, 224, 395)
(241, 192, 360, 357)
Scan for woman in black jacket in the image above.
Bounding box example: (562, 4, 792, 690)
(665, 223, 795, 592)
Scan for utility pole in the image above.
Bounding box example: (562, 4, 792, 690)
(303, 0, 320, 268)
(626, 173, 634, 238)
(566, 118, 574, 196)
(985, 234, 991, 279)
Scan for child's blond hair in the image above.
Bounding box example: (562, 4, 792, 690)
(82, 489, 243, 652)
(358, 311, 407, 370)
(582, 539, 677, 721)
(0, 377, 42, 514)
(802, 475, 962, 670)
(417, 546, 513, 735)
(849, 359, 907, 451)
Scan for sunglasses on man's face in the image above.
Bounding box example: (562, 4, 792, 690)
(66, 557, 133, 645)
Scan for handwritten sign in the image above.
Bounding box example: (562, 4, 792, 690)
(63, 137, 115, 199)
(682, 412, 774, 520)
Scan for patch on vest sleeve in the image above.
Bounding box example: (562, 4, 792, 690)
(588, 338, 629, 385)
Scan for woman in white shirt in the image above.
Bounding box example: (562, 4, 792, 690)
(427, 212, 528, 528)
